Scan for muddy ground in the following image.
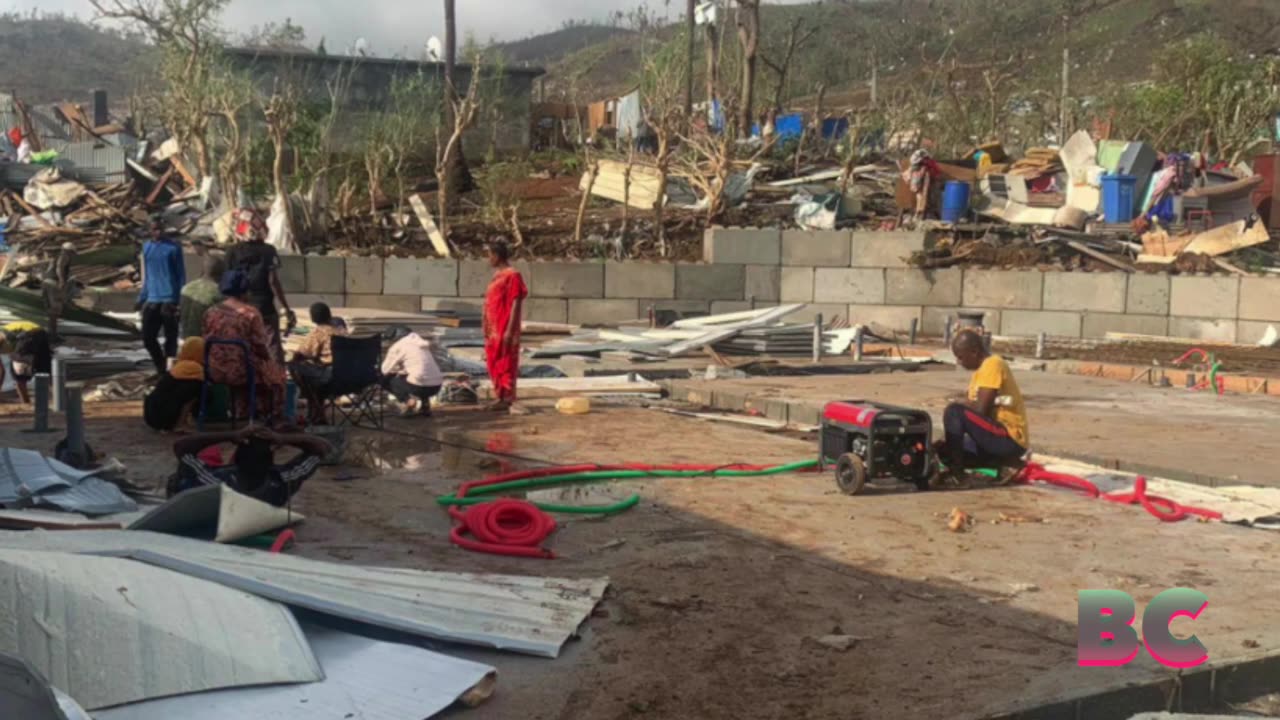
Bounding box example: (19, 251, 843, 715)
(2, 392, 1279, 720)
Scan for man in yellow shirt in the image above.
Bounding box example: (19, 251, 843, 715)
(939, 330, 1030, 484)
(0, 320, 53, 404)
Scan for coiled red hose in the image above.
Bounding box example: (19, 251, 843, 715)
(1019, 463, 1223, 523)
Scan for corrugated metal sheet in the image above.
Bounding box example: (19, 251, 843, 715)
(0, 449, 137, 515)
(0, 530, 610, 658)
(128, 483, 305, 543)
(0, 550, 322, 710)
(97, 623, 496, 720)
(59, 142, 127, 184)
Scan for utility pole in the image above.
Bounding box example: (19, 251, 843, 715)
(685, 0, 696, 117)
(443, 0, 472, 197)
(1060, 7, 1071, 139)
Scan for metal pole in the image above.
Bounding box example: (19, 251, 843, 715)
(909, 318, 918, 345)
(64, 382, 87, 467)
(1036, 332, 1047, 360)
(943, 316, 954, 346)
(812, 313, 823, 363)
(32, 373, 50, 433)
(854, 326, 865, 361)
(51, 358, 66, 412)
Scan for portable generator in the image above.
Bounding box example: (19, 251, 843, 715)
(820, 400, 934, 495)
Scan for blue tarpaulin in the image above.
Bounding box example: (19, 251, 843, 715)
(822, 117, 849, 140)
(753, 113, 804, 140)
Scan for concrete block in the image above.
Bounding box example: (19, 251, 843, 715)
(605, 262, 675, 299)
(744, 265, 781, 303)
(1238, 320, 1277, 345)
(788, 403, 822, 427)
(530, 262, 604, 299)
(1169, 275, 1239, 319)
(345, 294, 421, 313)
(922, 307, 1002, 336)
(1001, 310, 1082, 338)
(848, 305, 922, 332)
(279, 255, 307, 293)
(676, 264, 745, 301)
(885, 269, 962, 306)
(1238, 278, 1280, 322)
(1168, 316, 1237, 343)
(781, 230, 851, 267)
(305, 255, 346, 294)
(962, 270, 1043, 310)
(524, 298, 569, 323)
(703, 227, 781, 265)
(291, 293, 346, 311)
(384, 258, 458, 296)
(1042, 272, 1127, 313)
(711, 301, 756, 315)
(1126, 273, 1170, 315)
(456, 260, 532, 298)
(1081, 313, 1170, 338)
(813, 268, 885, 304)
(568, 298, 640, 325)
(789, 303, 850, 325)
(849, 230, 927, 268)
(420, 296, 484, 314)
(650, 299, 711, 324)
(344, 256, 383, 295)
(781, 267, 815, 303)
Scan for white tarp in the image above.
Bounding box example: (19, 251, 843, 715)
(128, 484, 305, 543)
(0, 550, 322, 710)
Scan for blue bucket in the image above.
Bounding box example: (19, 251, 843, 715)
(1101, 174, 1138, 223)
(941, 181, 971, 224)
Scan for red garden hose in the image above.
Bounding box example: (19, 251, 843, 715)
(1019, 463, 1223, 522)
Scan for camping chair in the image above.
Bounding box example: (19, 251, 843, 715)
(321, 334, 384, 429)
(198, 339, 256, 430)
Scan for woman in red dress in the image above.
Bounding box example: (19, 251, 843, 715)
(203, 269, 287, 420)
(482, 239, 527, 411)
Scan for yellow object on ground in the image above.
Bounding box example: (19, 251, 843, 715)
(555, 397, 592, 415)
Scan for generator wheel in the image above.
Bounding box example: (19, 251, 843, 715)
(835, 453, 868, 496)
(915, 457, 936, 492)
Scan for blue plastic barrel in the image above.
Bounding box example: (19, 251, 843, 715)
(941, 181, 971, 223)
(1101, 174, 1138, 223)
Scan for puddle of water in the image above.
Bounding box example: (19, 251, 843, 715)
(526, 483, 634, 505)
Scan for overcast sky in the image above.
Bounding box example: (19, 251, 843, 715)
(12, 0, 810, 55)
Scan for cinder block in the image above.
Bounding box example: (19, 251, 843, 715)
(345, 294, 421, 313)
(420, 296, 484, 314)
(711, 301, 756, 315)
(457, 260, 531, 297)
(813, 268, 885, 304)
(848, 305, 922, 332)
(1169, 316, 1237, 343)
(788, 403, 822, 427)
(568, 298, 640, 325)
(789, 303, 849, 325)
(744, 265, 781, 302)
(384, 258, 458, 296)
(703, 227, 781, 265)
(605, 262, 675, 299)
(885, 269, 962, 306)
(1082, 313, 1169, 338)
(1238, 278, 1280, 322)
(1169, 276, 1239, 319)
(676, 264, 745, 301)
(305, 255, 346, 294)
(782, 230, 851, 267)
(1042, 272, 1127, 313)
(1126, 273, 1170, 315)
(1001, 310, 1082, 338)
(962, 270, 1043, 310)
(1238, 320, 1278, 345)
(344, 256, 383, 295)
(530, 262, 604, 299)
(651, 299, 711, 324)
(781, 267, 815, 303)
(279, 255, 307, 293)
(524, 298, 569, 323)
(849, 231, 927, 268)
(922, 307, 1002, 336)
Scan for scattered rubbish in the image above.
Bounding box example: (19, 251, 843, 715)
(814, 634, 864, 652)
(0, 447, 137, 515)
(555, 396, 592, 415)
(1258, 325, 1280, 348)
(947, 507, 972, 533)
(1008, 582, 1041, 595)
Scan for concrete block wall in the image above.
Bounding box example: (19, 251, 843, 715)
(137, 230, 1280, 344)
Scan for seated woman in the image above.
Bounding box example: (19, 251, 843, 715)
(380, 326, 444, 417)
(0, 321, 52, 404)
(202, 270, 286, 422)
(143, 337, 206, 431)
(289, 302, 345, 425)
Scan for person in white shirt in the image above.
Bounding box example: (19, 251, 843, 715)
(380, 326, 444, 417)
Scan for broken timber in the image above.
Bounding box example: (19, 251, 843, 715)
(409, 193, 451, 258)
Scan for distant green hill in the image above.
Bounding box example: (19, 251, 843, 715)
(0, 13, 152, 105)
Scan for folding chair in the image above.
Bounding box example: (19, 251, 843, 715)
(322, 334, 384, 429)
(198, 339, 256, 430)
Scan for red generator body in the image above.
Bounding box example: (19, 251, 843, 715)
(821, 400, 933, 495)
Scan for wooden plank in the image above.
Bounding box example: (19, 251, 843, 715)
(1213, 258, 1250, 276)
(1064, 240, 1134, 272)
(145, 166, 176, 206)
(1182, 219, 1271, 257)
(6, 191, 55, 229)
(409, 194, 451, 258)
(169, 155, 197, 188)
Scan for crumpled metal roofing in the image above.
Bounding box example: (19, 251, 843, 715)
(0, 449, 137, 515)
(0, 530, 609, 658)
(0, 550, 322, 710)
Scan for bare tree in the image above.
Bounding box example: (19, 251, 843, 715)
(207, 67, 254, 210)
(436, 57, 483, 244)
(733, 0, 761, 134)
(684, 0, 696, 117)
(761, 16, 818, 118)
(262, 79, 300, 248)
(441, 0, 473, 208)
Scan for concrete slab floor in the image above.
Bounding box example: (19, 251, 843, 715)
(2, 401, 1278, 719)
(666, 367, 1280, 488)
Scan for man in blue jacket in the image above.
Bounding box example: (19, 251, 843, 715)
(137, 218, 186, 375)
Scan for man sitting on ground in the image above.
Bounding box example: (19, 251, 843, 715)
(169, 426, 331, 507)
(289, 302, 346, 425)
(936, 329, 1030, 485)
(380, 326, 444, 418)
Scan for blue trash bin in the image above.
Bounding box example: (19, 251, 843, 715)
(1101, 174, 1138, 223)
(941, 181, 971, 224)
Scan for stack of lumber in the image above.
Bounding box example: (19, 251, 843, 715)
(1008, 148, 1063, 178)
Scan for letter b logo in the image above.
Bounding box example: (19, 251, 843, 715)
(1078, 589, 1208, 669)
